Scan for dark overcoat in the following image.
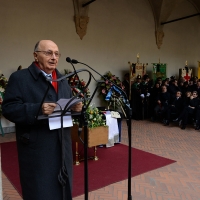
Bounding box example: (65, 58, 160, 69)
(2, 62, 73, 200)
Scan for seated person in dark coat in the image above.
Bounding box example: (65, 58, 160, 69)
(173, 91, 199, 129)
(182, 91, 192, 107)
(152, 85, 170, 121)
(163, 91, 183, 125)
(2, 40, 83, 200)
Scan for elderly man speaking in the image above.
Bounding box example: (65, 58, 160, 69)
(2, 40, 82, 200)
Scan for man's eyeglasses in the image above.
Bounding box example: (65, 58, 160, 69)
(35, 51, 61, 58)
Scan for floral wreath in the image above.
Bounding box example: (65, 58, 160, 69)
(64, 69, 90, 98)
(99, 71, 126, 111)
(0, 74, 8, 116)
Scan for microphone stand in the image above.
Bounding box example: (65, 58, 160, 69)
(68, 58, 133, 200)
(67, 59, 111, 200)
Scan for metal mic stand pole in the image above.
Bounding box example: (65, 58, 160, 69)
(81, 103, 89, 200)
(121, 102, 132, 200)
(81, 81, 103, 200)
(126, 105, 132, 200)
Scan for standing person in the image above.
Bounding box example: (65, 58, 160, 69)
(131, 74, 143, 120)
(168, 79, 181, 102)
(140, 74, 151, 118)
(194, 79, 200, 96)
(2, 40, 82, 200)
(122, 72, 130, 99)
(149, 82, 161, 118)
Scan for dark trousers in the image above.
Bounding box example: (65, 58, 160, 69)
(179, 106, 195, 126)
(166, 106, 179, 121)
(154, 105, 168, 120)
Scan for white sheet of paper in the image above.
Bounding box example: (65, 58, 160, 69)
(48, 112, 73, 130)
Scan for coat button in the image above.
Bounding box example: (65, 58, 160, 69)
(48, 94, 52, 99)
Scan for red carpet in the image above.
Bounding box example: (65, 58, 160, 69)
(1, 142, 176, 197)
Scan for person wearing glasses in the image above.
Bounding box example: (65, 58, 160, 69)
(2, 40, 82, 200)
(173, 91, 199, 129)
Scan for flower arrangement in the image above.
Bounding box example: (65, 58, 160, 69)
(99, 71, 126, 111)
(73, 105, 106, 128)
(0, 73, 8, 116)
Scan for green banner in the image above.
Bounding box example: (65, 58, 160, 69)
(152, 63, 167, 82)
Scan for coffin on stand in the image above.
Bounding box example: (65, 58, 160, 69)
(71, 125, 108, 165)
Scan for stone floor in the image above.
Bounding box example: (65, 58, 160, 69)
(1, 119, 200, 199)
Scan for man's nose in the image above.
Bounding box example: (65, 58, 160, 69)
(51, 53, 56, 59)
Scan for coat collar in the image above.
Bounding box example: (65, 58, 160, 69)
(28, 62, 63, 80)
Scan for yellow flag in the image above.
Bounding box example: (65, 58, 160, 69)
(198, 61, 200, 79)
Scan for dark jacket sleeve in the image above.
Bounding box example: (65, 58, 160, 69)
(2, 72, 41, 125)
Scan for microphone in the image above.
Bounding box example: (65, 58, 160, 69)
(66, 57, 83, 95)
(66, 57, 79, 64)
(66, 57, 72, 63)
(71, 59, 78, 64)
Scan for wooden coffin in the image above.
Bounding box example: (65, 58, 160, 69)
(71, 125, 108, 147)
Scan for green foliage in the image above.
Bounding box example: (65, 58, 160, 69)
(73, 105, 106, 128)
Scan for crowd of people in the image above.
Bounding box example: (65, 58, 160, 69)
(129, 74, 200, 130)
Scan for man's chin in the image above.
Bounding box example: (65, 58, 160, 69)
(45, 66, 56, 74)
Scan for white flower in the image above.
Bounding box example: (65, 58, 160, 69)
(0, 87, 5, 93)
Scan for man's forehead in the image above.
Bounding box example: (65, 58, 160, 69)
(39, 40, 58, 50)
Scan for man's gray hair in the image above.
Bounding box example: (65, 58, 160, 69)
(34, 41, 41, 52)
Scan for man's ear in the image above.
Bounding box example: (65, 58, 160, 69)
(33, 52, 38, 62)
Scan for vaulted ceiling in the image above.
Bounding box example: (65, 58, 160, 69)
(148, 0, 200, 49)
(73, 0, 200, 48)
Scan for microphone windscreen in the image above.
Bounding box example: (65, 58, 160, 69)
(72, 59, 78, 64)
(66, 57, 71, 63)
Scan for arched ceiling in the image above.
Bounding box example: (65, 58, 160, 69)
(72, 0, 200, 48)
(148, 0, 200, 49)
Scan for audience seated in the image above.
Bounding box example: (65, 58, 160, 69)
(130, 75, 200, 130)
(173, 91, 199, 129)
